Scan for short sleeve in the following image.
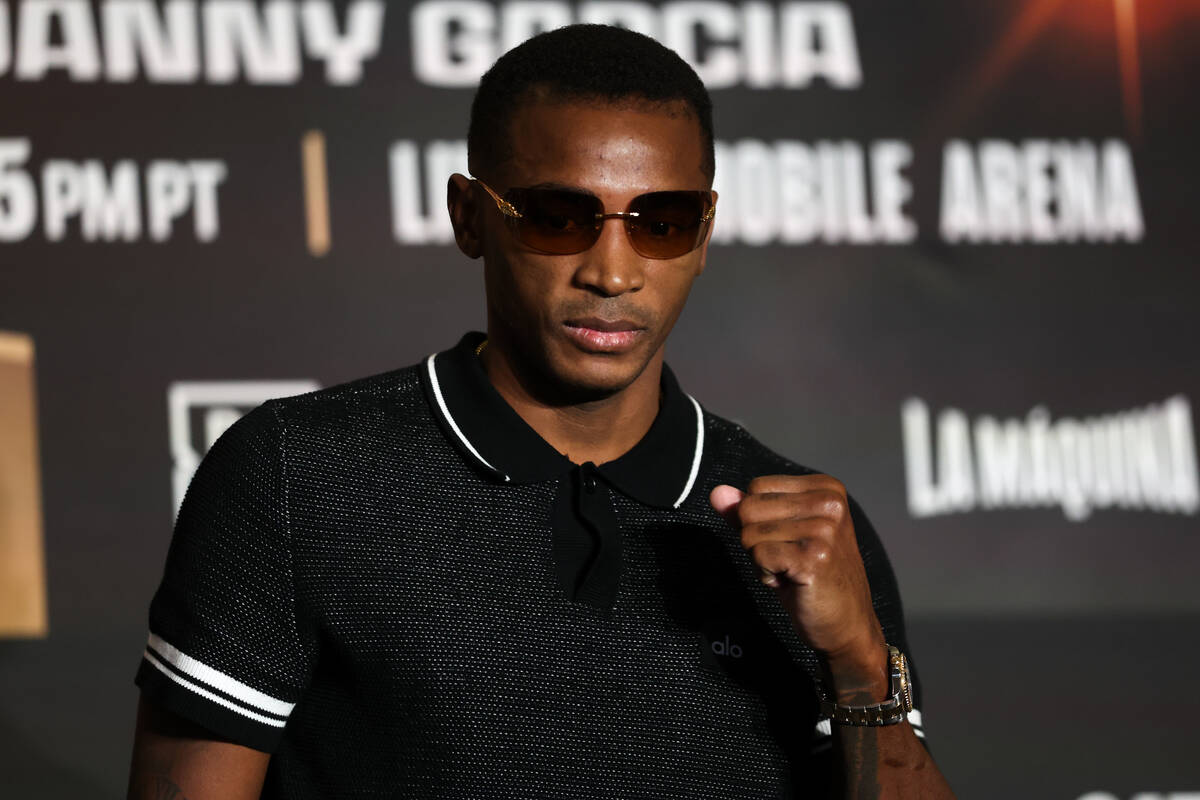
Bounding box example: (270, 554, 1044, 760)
(135, 401, 312, 753)
(810, 495, 928, 752)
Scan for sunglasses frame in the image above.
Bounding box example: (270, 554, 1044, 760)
(472, 177, 716, 259)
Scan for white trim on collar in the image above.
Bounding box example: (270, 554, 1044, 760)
(672, 394, 705, 508)
(426, 350, 705, 503)
(425, 353, 511, 482)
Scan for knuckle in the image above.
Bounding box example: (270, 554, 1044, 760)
(807, 542, 833, 563)
(821, 493, 848, 522)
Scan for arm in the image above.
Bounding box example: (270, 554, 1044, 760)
(127, 697, 270, 800)
(824, 644, 953, 799)
(711, 475, 955, 799)
(131, 403, 310, 792)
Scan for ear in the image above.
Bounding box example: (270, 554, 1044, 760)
(447, 173, 482, 259)
(695, 189, 718, 276)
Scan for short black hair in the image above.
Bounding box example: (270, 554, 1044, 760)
(468, 24, 715, 181)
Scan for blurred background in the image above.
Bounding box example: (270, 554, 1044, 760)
(1, 1, 1198, 797)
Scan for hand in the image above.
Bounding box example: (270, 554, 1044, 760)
(710, 474, 888, 700)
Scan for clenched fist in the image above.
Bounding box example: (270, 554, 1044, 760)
(710, 474, 889, 701)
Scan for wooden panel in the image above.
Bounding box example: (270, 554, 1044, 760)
(0, 331, 48, 637)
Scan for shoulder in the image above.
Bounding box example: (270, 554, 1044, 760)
(261, 361, 428, 433)
(698, 406, 822, 487)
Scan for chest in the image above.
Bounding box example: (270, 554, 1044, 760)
(293, 478, 811, 701)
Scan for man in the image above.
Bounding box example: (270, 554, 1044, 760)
(128, 24, 954, 799)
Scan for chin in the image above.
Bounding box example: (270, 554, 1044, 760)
(549, 351, 648, 402)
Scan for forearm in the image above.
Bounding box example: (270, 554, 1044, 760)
(833, 718, 953, 799)
(826, 647, 955, 799)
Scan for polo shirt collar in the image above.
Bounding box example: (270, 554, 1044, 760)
(422, 331, 705, 509)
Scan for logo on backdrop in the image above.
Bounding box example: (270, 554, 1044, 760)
(0, 2, 1148, 250)
(0, 1, 859, 89)
(901, 395, 1199, 522)
(0, 0, 386, 85)
(0, 139, 227, 244)
(940, 139, 1142, 244)
(412, 1, 862, 88)
(388, 135, 1143, 248)
(168, 380, 319, 517)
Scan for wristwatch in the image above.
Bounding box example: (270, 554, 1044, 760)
(819, 645, 913, 727)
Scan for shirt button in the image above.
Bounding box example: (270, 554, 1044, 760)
(580, 462, 598, 493)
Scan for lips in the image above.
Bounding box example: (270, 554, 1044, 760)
(568, 316, 642, 332)
(563, 317, 646, 353)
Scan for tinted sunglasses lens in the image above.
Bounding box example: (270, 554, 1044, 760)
(508, 189, 602, 254)
(627, 192, 712, 259)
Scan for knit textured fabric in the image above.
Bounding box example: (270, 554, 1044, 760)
(136, 335, 922, 799)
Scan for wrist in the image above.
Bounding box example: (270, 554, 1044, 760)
(819, 643, 914, 728)
(823, 639, 890, 704)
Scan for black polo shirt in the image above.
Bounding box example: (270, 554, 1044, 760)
(136, 331, 925, 798)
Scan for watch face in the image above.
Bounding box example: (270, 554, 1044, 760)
(891, 649, 914, 714)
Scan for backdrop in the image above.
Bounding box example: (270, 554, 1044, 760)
(1, 1, 1197, 797)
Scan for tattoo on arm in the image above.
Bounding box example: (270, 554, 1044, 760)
(130, 738, 204, 800)
(839, 726, 881, 800)
(832, 684, 882, 800)
(149, 776, 190, 800)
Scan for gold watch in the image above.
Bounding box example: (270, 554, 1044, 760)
(819, 645, 913, 727)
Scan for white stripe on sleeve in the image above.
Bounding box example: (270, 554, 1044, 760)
(144, 649, 288, 728)
(147, 632, 295, 718)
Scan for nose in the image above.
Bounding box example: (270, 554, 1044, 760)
(572, 217, 646, 297)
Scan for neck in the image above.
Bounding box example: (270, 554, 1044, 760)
(478, 338, 663, 466)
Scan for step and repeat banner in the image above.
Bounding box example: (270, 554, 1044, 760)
(1, 1, 1197, 797)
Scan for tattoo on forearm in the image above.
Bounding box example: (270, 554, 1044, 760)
(842, 727, 881, 800)
(150, 775, 190, 800)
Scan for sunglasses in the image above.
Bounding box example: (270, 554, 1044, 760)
(473, 178, 716, 260)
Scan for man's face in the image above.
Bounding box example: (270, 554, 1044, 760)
(467, 99, 714, 402)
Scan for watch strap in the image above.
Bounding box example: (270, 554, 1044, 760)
(819, 645, 912, 728)
(819, 695, 906, 726)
